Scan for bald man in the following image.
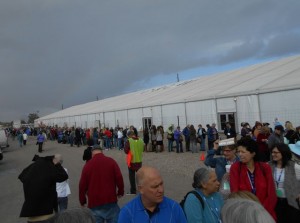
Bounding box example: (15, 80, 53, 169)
(118, 166, 187, 223)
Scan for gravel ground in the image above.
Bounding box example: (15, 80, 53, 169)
(0, 136, 206, 223)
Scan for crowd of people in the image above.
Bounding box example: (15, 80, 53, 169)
(16, 118, 300, 223)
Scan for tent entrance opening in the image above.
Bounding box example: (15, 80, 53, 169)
(142, 117, 152, 130)
(218, 113, 236, 132)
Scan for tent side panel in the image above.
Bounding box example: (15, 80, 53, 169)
(115, 110, 128, 128)
(259, 89, 300, 127)
(128, 109, 143, 130)
(186, 100, 217, 127)
(237, 95, 260, 127)
(161, 103, 185, 130)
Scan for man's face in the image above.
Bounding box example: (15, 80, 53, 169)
(139, 172, 164, 205)
(275, 129, 281, 135)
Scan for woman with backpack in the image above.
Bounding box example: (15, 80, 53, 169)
(183, 167, 223, 223)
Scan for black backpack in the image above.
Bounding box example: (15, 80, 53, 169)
(180, 191, 204, 212)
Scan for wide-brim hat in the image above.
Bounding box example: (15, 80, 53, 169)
(289, 141, 300, 156)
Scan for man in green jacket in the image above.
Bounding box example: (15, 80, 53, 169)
(124, 130, 144, 194)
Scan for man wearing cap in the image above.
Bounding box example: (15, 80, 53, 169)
(205, 139, 239, 181)
(124, 130, 144, 195)
(268, 125, 284, 150)
(79, 145, 124, 223)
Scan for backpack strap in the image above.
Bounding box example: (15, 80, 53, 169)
(187, 191, 204, 210)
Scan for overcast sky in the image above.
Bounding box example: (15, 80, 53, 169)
(1, 0, 300, 122)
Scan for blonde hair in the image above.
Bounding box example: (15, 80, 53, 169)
(285, 121, 295, 131)
(260, 126, 270, 135)
(228, 191, 260, 203)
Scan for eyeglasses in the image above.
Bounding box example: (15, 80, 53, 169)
(223, 150, 233, 153)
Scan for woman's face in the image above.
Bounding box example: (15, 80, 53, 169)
(237, 146, 255, 164)
(202, 171, 220, 194)
(271, 147, 282, 162)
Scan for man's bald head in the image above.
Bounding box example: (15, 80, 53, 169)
(136, 166, 161, 186)
(136, 166, 164, 207)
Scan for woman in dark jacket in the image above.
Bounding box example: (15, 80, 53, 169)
(19, 155, 68, 222)
(143, 128, 150, 152)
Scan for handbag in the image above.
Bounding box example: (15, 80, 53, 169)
(179, 135, 184, 142)
(197, 137, 202, 143)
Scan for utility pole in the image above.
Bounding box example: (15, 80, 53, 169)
(177, 73, 180, 82)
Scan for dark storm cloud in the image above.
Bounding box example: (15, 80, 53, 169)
(1, 0, 300, 121)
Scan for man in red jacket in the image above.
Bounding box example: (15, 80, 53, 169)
(79, 145, 124, 223)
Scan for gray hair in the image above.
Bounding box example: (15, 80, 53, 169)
(192, 167, 211, 189)
(50, 207, 96, 223)
(221, 199, 275, 223)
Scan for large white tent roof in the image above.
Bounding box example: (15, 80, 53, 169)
(39, 54, 300, 120)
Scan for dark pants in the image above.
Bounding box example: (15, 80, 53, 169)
(175, 139, 183, 153)
(185, 137, 190, 151)
(128, 168, 138, 194)
(208, 140, 214, 150)
(38, 142, 43, 152)
(275, 197, 300, 223)
(57, 196, 68, 212)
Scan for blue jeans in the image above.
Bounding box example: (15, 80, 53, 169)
(118, 138, 122, 150)
(200, 136, 206, 150)
(90, 203, 120, 223)
(168, 139, 173, 152)
(105, 138, 111, 149)
(175, 139, 183, 153)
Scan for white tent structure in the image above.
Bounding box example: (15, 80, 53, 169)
(36, 55, 300, 132)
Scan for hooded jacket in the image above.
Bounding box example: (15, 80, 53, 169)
(19, 156, 68, 217)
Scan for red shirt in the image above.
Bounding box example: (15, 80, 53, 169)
(104, 130, 112, 138)
(230, 161, 277, 220)
(79, 153, 124, 208)
(257, 133, 270, 153)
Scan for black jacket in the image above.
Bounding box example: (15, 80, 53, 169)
(19, 156, 68, 217)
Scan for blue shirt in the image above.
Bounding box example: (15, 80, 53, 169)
(204, 149, 239, 181)
(184, 189, 223, 223)
(118, 195, 187, 223)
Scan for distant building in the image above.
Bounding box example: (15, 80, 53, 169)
(36, 55, 300, 133)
